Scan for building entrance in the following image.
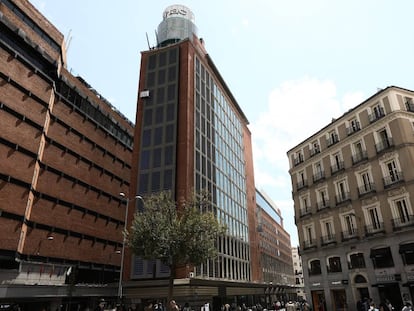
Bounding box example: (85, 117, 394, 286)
(331, 289, 347, 311)
(377, 283, 403, 311)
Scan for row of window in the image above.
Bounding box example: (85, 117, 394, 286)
(291, 96, 413, 168)
(308, 244, 414, 276)
(301, 194, 414, 248)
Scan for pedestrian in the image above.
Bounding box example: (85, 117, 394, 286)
(402, 302, 412, 311)
(285, 301, 296, 311)
(95, 299, 106, 311)
(170, 300, 179, 311)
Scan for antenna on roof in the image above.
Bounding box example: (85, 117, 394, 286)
(145, 32, 151, 50)
(155, 29, 159, 46)
(65, 29, 73, 54)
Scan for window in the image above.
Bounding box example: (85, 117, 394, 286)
(400, 243, 414, 265)
(327, 130, 339, 146)
(369, 102, 385, 122)
(382, 158, 402, 187)
(341, 213, 357, 239)
(352, 140, 367, 164)
(347, 117, 360, 135)
(358, 169, 374, 195)
(300, 193, 311, 216)
(328, 256, 342, 273)
(294, 150, 304, 166)
(376, 128, 392, 152)
(316, 187, 329, 210)
(335, 179, 349, 204)
(309, 259, 321, 275)
(321, 218, 335, 244)
(310, 140, 320, 156)
(349, 253, 365, 269)
(365, 205, 382, 234)
(331, 152, 344, 173)
(303, 224, 315, 249)
(390, 197, 412, 229)
(313, 161, 324, 182)
(297, 170, 307, 189)
(370, 247, 394, 268)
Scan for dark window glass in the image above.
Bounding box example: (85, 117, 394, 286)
(371, 247, 394, 268)
(140, 150, 150, 169)
(328, 257, 342, 273)
(164, 169, 173, 190)
(166, 104, 175, 121)
(196, 154, 200, 172)
(157, 88, 165, 104)
(350, 253, 365, 269)
(195, 132, 200, 149)
(154, 127, 163, 145)
(159, 52, 167, 67)
(155, 106, 164, 123)
(164, 146, 173, 165)
(169, 49, 177, 63)
(142, 129, 151, 147)
(196, 93, 200, 110)
(153, 148, 162, 168)
(147, 72, 155, 87)
(144, 109, 152, 126)
(138, 173, 149, 194)
(148, 55, 156, 69)
(165, 124, 174, 143)
(158, 69, 166, 85)
(151, 171, 161, 191)
(168, 67, 176, 82)
(402, 251, 414, 265)
(167, 84, 175, 101)
(309, 260, 321, 275)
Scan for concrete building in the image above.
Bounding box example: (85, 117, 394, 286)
(256, 189, 295, 306)
(291, 247, 306, 302)
(287, 86, 414, 311)
(0, 0, 134, 309)
(125, 4, 267, 308)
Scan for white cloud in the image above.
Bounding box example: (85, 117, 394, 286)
(250, 77, 365, 246)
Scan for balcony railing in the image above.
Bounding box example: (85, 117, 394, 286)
(335, 192, 351, 205)
(303, 239, 317, 250)
(310, 147, 320, 157)
(391, 215, 414, 231)
(365, 222, 385, 236)
(383, 171, 403, 188)
(317, 200, 330, 211)
(341, 229, 359, 241)
(358, 183, 376, 197)
(331, 161, 345, 174)
(327, 134, 339, 147)
(296, 179, 308, 190)
(406, 101, 414, 112)
(346, 122, 361, 136)
(375, 137, 394, 153)
(313, 171, 325, 182)
(368, 107, 385, 123)
(294, 156, 304, 166)
(299, 207, 312, 218)
(321, 234, 336, 246)
(352, 150, 368, 165)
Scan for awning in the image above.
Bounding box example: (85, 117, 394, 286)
(399, 243, 414, 254)
(370, 247, 391, 258)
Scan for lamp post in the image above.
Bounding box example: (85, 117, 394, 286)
(118, 192, 142, 303)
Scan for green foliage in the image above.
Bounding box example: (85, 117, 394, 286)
(127, 190, 227, 268)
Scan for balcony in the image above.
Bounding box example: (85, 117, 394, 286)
(321, 234, 336, 246)
(391, 215, 414, 231)
(299, 207, 312, 218)
(335, 192, 351, 205)
(327, 133, 339, 147)
(368, 107, 385, 123)
(310, 147, 320, 157)
(406, 101, 414, 112)
(383, 171, 403, 188)
(358, 183, 376, 197)
(313, 171, 325, 183)
(365, 222, 385, 236)
(294, 155, 304, 166)
(303, 239, 317, 250)
(346, 122, 361, 136)
(296, 179, 308, 191)
(317, 199, 330, 211)
(331, 161, 345, 174)
(375, 137, 394, 153)
(341, 229, 359, 242)
(352, 150, 368, 165)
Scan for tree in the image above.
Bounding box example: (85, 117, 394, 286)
(127, 190, 227, 302)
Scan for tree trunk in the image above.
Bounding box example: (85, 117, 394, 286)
(167, 264, 174, 305)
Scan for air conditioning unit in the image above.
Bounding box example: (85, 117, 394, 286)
(189, 272, 194, 278)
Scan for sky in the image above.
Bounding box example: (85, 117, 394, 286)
(30, 0, 414, 247)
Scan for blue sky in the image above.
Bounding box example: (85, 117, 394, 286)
(31, 0, 414, 247)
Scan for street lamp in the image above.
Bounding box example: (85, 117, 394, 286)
(117, 192, 142, 303)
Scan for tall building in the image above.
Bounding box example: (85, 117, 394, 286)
(256, 189, 295, 305)
(125, 4, 263, 307)
(291, 247, 306, 302)
(0, 0, 134, 309)
(287, 86, 414, 311)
